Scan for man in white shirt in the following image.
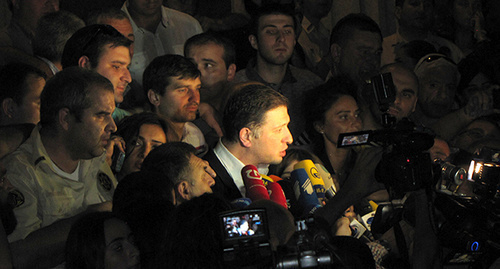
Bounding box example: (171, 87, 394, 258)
(121, 0, 202, 86)
(203, 83, 293, 202)
(3, 67, 118, 268)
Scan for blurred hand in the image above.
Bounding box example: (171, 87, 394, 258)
(105, 136, 126, 167)
(199, 103, 224, 137)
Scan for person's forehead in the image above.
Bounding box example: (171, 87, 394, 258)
(420, 67, 457, 83)
(188, 43, 225, 60)
(167, 76, 201, 87)
(391, 68, 418, 90)
(258, 14, 294, 28)
(346, 29, 381, 47)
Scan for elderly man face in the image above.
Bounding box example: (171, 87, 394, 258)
(417, 66, 458, 118)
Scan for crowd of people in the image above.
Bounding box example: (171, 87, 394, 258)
(0, 0, 499, 268)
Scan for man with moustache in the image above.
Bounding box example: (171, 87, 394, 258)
(3, 68, 117, 268)
(144, 54, 208, 156)
(204, 84, 293, 202)
(233, 4, 322, 139)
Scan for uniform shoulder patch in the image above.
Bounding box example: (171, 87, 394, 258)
(98, 172, 113, 192)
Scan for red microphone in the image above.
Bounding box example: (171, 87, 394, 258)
(241, 165, 270, 201)
(266, 181, 288, 209)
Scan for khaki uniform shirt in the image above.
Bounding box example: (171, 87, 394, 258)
(4, 126, 117, 242)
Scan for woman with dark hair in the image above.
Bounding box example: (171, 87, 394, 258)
(112, 112, 168, 181)
(65, 212, 140, 269)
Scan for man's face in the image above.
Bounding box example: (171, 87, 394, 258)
(186, 43, 232, 103)
(121, 123, 166, 176)
(417, 67, 457, 118)
(69, 89, 116, 159)
(397, 0, 433, 30)
(186, 154, 215, 199)
(386, 68, 418, 121)
(250, 106, 293, 165)
(93, 45, 131, 104)
(302, 0, 333, 19)
(451, 120, 500, 151)
(337, 30, 382, 85)
(102, 18, 135, 55)
(156, 76, 201, 123)
(251, 14, 296, 66)
(15, 74, 45, 124)
(453, 0, 481, 29)
(321, 95, 362, 145)
(127, 0, 162, 17)
(16, 0, 59, 30)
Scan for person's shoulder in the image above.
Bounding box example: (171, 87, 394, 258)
(163, 6, 201, 26)
(233, 69, 250, 83)
(289, 65, 323, 85)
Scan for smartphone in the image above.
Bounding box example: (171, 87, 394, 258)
(111, 148, 126, 173)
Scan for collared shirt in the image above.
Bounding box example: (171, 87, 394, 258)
(36, 56, 60, 75)
(122, 2, 202, 85)
(213, 140, 269, 197)
(112, 107, 131, 123)
(183, 122, 208, 157)
(381, 30, 464, 66)
(233, 59, 323, 139)
(4, 126, 117, 242)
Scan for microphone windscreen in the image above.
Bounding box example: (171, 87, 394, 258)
(266, 181, 288, 209)
(315, 162, 337, 199)
(290, 168, 321, 217)
(241, 165, 270, 202)
(294, 160, 326, 202)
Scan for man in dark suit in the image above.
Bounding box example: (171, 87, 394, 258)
(204, 83, 293, 202)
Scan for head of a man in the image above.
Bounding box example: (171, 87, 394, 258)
(299, 0, 334, 21)
(395, 0, 434, 31)
(0, 63, 46, 125)
(414, 54, 459, 119)
(33, 10, 85, 65)
(451, 116, 500, 152)
(126, 0, 162, 18)
(141, 142, 215, 205)
(40, 67, 116, 160)
(330, 13, 383, 87)
(144, 55, 201, 123)
(223, 84, 293, 165)
(184, 33, 236, 104)
(61, 24, 132, 104)
(87, 8, 135, 55)
(249, 4, 297, 67)
(10, 0, 59, 33)
(369, 63, 418, 122)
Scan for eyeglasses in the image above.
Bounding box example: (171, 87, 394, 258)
(414, 54, 456, 72)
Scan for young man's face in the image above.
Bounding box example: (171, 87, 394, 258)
(94, 45, 131, 104)
(15, 74, 45, 125)
(185, 154, 215, 199)
(186, 43, 233, 103)
(250, 106, 293, 165)
(251, 14, 296, 66)
(154, 76, 201, 123)
(68, 89, 116, 159)
(397, 0, 433, 30)
(337, 29, 382, 85)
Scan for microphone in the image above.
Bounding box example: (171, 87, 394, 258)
(241, 165, 270, 202)
(266, 181, 288, 209)
(315, 163, 337, 199)
(294, 160, 326, 205)
(290, 168, 321, 217)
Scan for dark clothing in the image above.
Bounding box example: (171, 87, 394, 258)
(203, 149, 242, 202)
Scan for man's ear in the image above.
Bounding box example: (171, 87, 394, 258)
(249, 35, 258, 50)
(313, 121, 324, 134)
(78, 56, 92, 69)
(330, 43, 342, 64)
(2, 98, 16, 119)
(239, 127, 253, 148)
(58, 108, 71, 131)
(227, 63, 237, 82)
(395, 6, 402, 21)
(147, 89, 160, 108)
(177, 181, 191, 201)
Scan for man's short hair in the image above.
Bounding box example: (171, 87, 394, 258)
(249, 4, 298, 38)
(0, 63, 46, 106)
(33, 11, 85, 63)
(40, 67, 114, 128)
(223, 83, 288, 143)
(142, 54, 200, 105)
(141, 142, 197, 186)
(61, 24, 132, 69)
(184, 32, 236, 68)
(395, 0, 434, 8)
(330, 13, 382, 47)
(86, 8, 130, 25)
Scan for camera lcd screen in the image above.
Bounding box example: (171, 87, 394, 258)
(337, 131, 371, 147)
(220, 209, 267, 241)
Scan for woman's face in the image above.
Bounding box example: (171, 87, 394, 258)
(121, 124, 166, 176)
(453, 0, 481, 29)
(319, 95, 362, 146)
(104, 218, 140, 269)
